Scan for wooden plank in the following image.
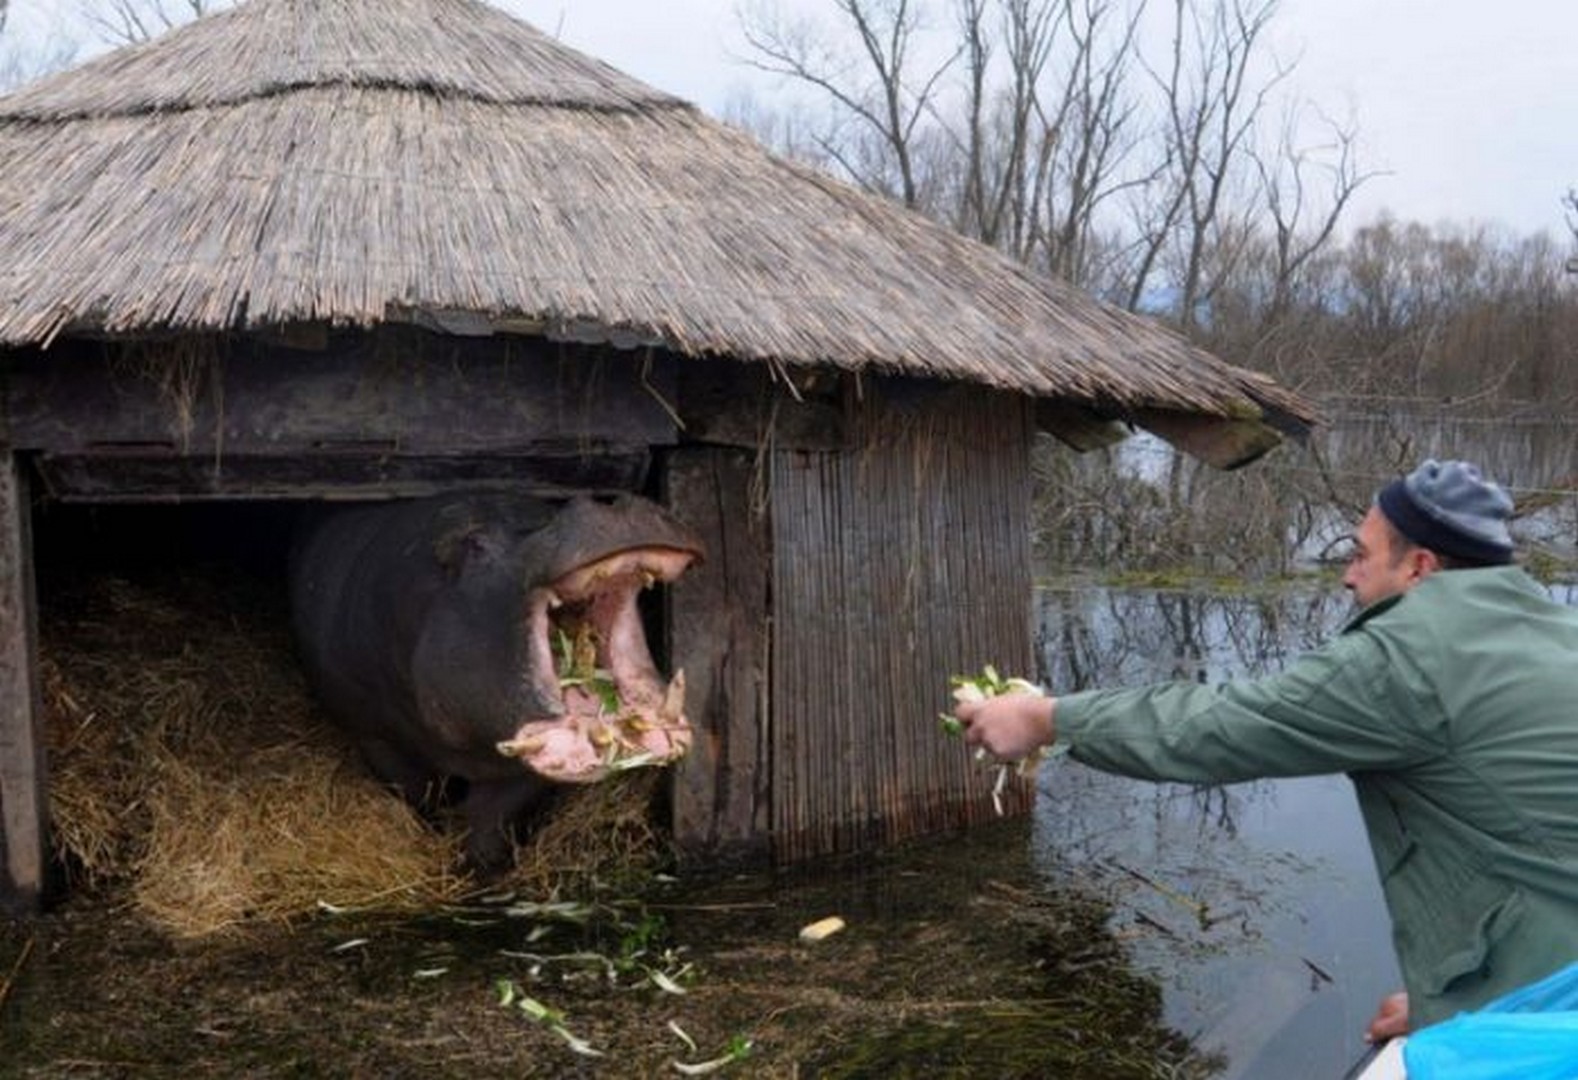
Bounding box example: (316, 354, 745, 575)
(0, 452, 45, 914)
(1035, 400, 1130, 452)
(32, 448, 653, 502)
(2, 330, 680, 456)
(665, 447, 773, 864)
(1133, 407, 1284, 470)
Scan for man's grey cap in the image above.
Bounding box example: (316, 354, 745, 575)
(1377, 459, 1515, 565)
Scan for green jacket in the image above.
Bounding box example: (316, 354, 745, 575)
(1055, 567, 1578, 1027)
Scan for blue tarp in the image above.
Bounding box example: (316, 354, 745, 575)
(1404, 961, 1578, 1079)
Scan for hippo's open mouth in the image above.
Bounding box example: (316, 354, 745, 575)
(495, 545, 696, 783)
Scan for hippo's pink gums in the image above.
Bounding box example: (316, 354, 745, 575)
(497, 545, 695, 780)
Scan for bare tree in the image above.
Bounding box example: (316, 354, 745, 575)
(77, 0, 228, 46)
(1251, 102, 1373, 327)
(1, 1, 82, 91)
(952, 0, 1060, 252)
(1123, 0, 1287, 322)
(738, 0, 961, 208)
(953, 0, 1146, 279)
(1565, 188, 1578, 275)
(740, 0, 1149, 289)
(1029, 0, 1147, 286)
(0, 0, 16, 89)
(737, 0, 1374, 354)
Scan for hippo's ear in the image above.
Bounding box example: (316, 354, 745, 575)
(433, 523, 504, 578)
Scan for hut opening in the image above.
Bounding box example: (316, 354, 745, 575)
(31, 496, 681, 938)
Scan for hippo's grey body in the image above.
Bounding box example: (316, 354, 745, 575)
(289, 492, 701, 869)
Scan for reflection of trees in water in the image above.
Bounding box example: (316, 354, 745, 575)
(1156, 593, 1207, 684)
(1035, 413, 1578, 576)
(1191, 783, 1240, 839)
(1033, 584, 1352, 840)
(1036, 585, 1349, 693)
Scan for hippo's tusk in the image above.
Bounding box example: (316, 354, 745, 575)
(660, 669, 686, 724)
(496, 735, 545, 758)
(545, 590, 563, 610)
(642, 570, 657, 590)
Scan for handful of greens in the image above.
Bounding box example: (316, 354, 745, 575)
(939, 664, 1047, 815)
(555, 625, 621, 715)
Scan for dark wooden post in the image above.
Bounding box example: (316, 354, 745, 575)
(0, 451, 45, 915)
(665, 447, 773, 864)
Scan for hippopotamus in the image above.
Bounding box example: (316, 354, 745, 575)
(289, 491, 703, 870)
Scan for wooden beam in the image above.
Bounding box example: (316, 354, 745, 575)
(1034, 401, 1129, 452)
(3, 329, 680, 457)
(676, 360, 847, 452)
(1133, 408, 1285, 470)
(0, 453, 45, 915)
(31, 448, 653, 502)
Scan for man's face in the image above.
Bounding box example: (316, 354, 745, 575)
(1343, 507, 1434, 608)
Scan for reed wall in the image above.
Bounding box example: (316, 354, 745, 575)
(767, 388, 1036, 862)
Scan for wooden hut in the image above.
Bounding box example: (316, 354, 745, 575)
(0, 0, 1314, 912)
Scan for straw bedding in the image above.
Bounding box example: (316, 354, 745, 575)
(40, 565, 666, 938)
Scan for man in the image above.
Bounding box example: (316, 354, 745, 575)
(957, 459, 1578, 1039)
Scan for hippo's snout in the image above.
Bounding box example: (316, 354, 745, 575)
(290, 490, 702, 868)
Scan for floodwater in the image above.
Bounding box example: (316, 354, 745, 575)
(1029, 582, 1394, 1080)
(1024, 409, 1578, 1078)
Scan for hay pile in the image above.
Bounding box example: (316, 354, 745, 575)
(41, 566, 667, 938)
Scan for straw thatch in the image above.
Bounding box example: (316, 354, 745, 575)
(0, 0, 1312, 433)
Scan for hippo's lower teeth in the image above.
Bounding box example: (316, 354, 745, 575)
(659, 672, 686, 723)
(496, 734, 545, 757)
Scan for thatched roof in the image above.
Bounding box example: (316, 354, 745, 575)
(0, 0, 1313, 438)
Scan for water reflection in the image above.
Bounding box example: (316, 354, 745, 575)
(1310, 412, 1578, 567)
(1028, 583, 1391, 1080)
(1322, 411, 1578, 506)
(1066, 412, 1578, 581)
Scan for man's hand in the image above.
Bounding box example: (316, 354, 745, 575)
(956, 692, 1057, 760)
(1365, 991, 1409, 1043)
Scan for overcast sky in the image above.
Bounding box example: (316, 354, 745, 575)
(503, 0, 1576, 241)
(7, 0, 1573, 240)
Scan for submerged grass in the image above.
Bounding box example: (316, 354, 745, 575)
(2, 831, 1219, 1078)
(14, 564, 1217, 1077)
